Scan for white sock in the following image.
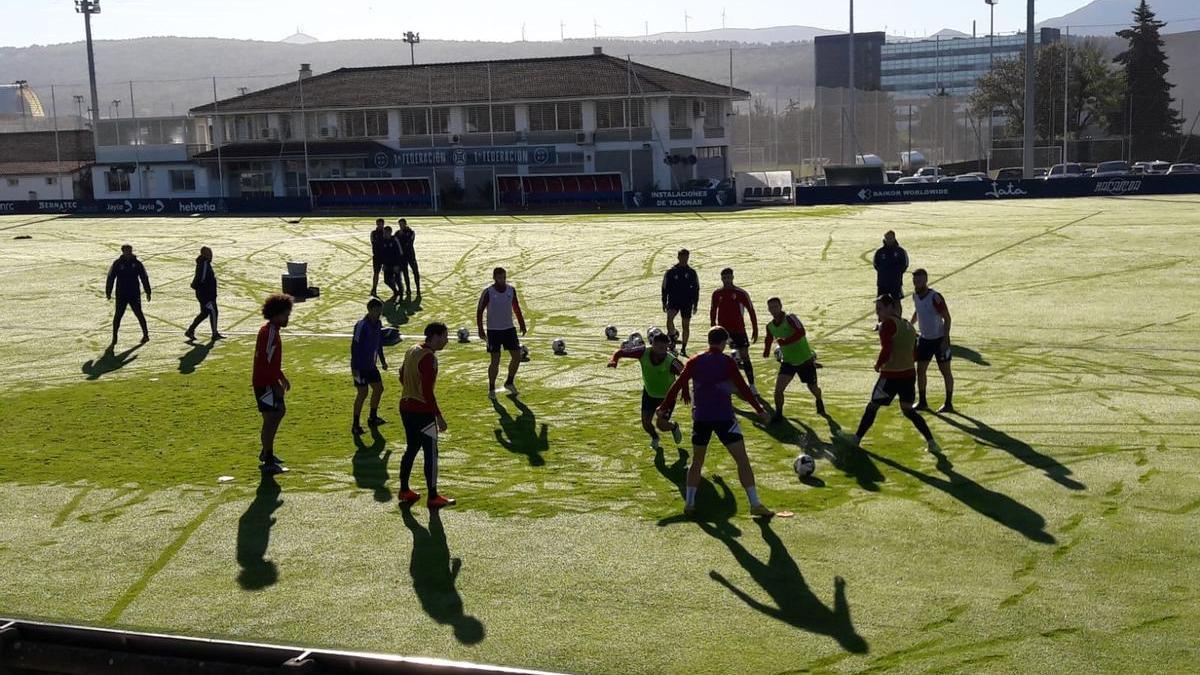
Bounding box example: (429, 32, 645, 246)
(685, 486, 697, 506)
(745, 486, 761, 508)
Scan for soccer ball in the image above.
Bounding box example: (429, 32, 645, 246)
(552, 338, 567, 355)
(773, 345, 782, 362)
(520, 344, 531, 362)
(628, 332, 644, 345)
(457, 327, 471, 343)
(605, 325, 619, 340)
(647, 326, 664, 341)
(793, 453, 816, 478)
(730, 349, 744, 366)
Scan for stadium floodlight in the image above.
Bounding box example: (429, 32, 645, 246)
(403, 31, 420, 66)
(75, 0, 101, 130)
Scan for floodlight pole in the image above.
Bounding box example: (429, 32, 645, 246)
(985, 0, 998, 68)
(847, 0, 856, 165)
(1023, 0, 1035, 179)
(75, 0, 102, 131)
(403, 31, 420, 65)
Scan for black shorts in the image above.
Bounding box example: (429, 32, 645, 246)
(871, 376, 916, 406)
(254, 385, 285, 413)
(666, 305, 693, 320)
(353, 367, 382, 387)
(401, 410, 438, 446)
(691, 419, 744, 447)
(641, 390, 674, 417)
(916, 337, 952, 364)
(486, 327, 521, 353)
(780, 358, 818, 385)
(726, 331, 750, 350)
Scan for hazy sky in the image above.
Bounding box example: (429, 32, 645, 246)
(2, 0, 1098, 47)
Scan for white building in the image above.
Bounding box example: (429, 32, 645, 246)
(90, 116, 213, 200)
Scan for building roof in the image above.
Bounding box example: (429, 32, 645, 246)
(0, 160, 89, 176)
(191, 140, 390, 161)
(191, 52, 750, 114)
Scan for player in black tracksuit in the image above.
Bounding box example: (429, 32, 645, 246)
(874, 230, 909, 311)
(397, 218, 420, 300)
(661, 248, 701, 355)
(185, 246, 223, 340)
(105, 244, 151, 347)
(369, 218, 388, 298)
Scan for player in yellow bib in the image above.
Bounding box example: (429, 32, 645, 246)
(840, 295, 938, 452)
(761, 297, 825, 423)
(608, 332, 689, 449)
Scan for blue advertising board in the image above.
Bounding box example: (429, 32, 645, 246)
(794, 174, 1200, 206)
(624, 188, 736, 209)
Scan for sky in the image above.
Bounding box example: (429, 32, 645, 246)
(0, 0, 1098, 48)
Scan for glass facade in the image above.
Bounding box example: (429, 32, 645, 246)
(880, 30, 1060, 101)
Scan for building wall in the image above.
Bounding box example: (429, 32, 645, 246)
(0, 173, 73, 200)
(91, 163, 211, 200)
(814, 32, 888, 92)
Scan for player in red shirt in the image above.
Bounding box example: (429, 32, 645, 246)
(710, 267, 759, 395)
(253, 293, 294, 474)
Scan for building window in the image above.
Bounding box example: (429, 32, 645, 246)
(431, 107, 450, 134)
(278, 115, 293, 140)
(399, 109, 429, 136)
(45, 177, 57, 185)
(105, 171, 130, 192)
(697, 146, 725, 159)
(669, 100, 691, 129)
(597, 99, 648, 129)
(338, 110, 389, 138)
(5, 178, 18, 187)
(466, 105, 516, 133)
(284, 160, 308, 197)
(528, 102, 582, 131)
(169, 169, 196, 192)
(365, 110, 389, 137)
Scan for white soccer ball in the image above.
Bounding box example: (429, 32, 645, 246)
(730, 349, 744, 366)
(773, 345, 782, 362)
(457, 327, 471, 343)
(647, 326, 664, 341)
(552, 338, 566, 355)
(520, 344, 531, 362)
(605, 325, 619, 340)
(794, 453, 816, 478)
(628, 332, 643, 345)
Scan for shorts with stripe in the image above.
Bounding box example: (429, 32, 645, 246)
(691, 419, 744, 447)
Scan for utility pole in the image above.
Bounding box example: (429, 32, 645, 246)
(73, 94, 85, 123)
(560, 20, 566, 41)
(985, 0, 999, 68)
(75, 0, 102, 131)
(847, 0, 856, 165)
(403, 31, 420, 65)
(1023, 0, 1035, 178)
(1063, 26, 1070, 165)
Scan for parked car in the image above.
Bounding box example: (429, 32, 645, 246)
(993, 167, 1023, 181)
(886, 170, 903, 183)
(954, 175, 984, 182)
(895, 176, 924, 185)
(1045, 163, 1085, 180)
(937, 176, 958, 183)
(1135, 160, 1171, 175)
(916, 166, 944, 181)
(1093, 161, 1130, 178)
(1034, 168, 1048, 178)
(1167, 163, 1200, 175)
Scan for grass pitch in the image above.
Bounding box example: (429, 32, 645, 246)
(1, 198, 1198, 673)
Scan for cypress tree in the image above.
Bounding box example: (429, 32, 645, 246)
(1113, 1, 1183, 156)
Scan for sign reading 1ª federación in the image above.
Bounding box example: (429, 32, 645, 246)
(373, 145, 557, 169)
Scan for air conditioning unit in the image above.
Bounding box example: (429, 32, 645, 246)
(450, 133, 462, 145)
(575, 131, 593, 145)
(692, 100, 707, 118)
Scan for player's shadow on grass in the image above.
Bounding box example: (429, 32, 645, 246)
(400, 506, 485, 645)
(178, 338, 215, 375)
(492, 398, 549, 466)
(935, 411, 1085, 491)
(353, 427, 393, 502)
(382, 296, 421, 328)
(950, 345, 990, 366)
(654, 447, 742, 536)
(699, 518, 869, 654)
(235, 474, 282, 590)
(751, 411, 886, 492)
(82, 343, 144, 380)
(734, 410, 829, 488)
(866, 447, 1056, 544)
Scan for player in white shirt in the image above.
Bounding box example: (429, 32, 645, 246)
(909, 269, 954, 413)
(476, 267, 528, 400)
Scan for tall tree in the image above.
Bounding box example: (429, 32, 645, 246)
(970, 42, 1122, 142)
(1112, 0, 1183, 152)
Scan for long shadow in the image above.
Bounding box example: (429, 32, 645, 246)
(352, 427, 393, 502)
(950, 345, 990, 366)
(235, 474, 282, 590)
(654, 446, 741, 536)
(382, 296, 421, 328)
(936, 411, 1085, 491)
(822, 414, 886, 493)
(178, 338, 215, 375)
(81, 343, 144, 380)
(492, 398, 549, 466)
(400, 506, 485, 645)
(699, 518, 869, 654)
(865, 447, 1056, 544)
(733, 409, 829, 488)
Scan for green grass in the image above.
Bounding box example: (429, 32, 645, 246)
(1, 198, 1198, 673)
